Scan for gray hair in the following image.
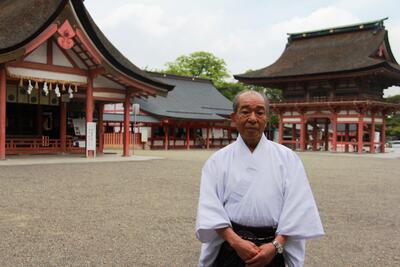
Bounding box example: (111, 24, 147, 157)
(232, 90, 269, 113)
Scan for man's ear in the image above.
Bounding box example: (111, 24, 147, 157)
(230, 112, 237, 127)
(230, 112, 236, 122)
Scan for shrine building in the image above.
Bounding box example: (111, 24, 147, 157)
(104, 72, 235, 150)
(0, 0, 174, 159)
(235, 19, 400, 153)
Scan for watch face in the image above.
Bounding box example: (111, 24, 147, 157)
(273, 240, 284, 254)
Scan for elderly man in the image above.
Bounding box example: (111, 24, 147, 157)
(195, 90, 324, 267)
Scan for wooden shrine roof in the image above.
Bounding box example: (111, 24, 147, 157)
(0, 0, 173, 92)
(235, 19, 400, 84)
(134, 72, 233, 121)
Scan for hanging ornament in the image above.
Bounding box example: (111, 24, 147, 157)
(74, 84, 78, 93)
(49, 82, 52, 91)
(43, 81, 49, 96)
(62, 83, 66, 92)
(19, 79, 23, 88)
(34, 80, 39, 90)
(55, 84, 61, 97)
(68, 85, 74, 99)
(27, 80, 33, 95)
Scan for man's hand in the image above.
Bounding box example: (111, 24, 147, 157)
(216, 227, 260, 261)
(244, 243, 276, 267)
(230, 238, 261, 261)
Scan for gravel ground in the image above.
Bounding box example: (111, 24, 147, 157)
(0, 150, 399, 267)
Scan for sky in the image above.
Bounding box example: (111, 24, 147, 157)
(85, 0, 400, 97)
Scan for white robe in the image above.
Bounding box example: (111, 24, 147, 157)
(195, 135, 324, 267)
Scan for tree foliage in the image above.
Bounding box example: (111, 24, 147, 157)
(163, 51, 229, 84)
(385, 95, 400, 137)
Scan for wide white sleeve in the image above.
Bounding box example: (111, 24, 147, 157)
(195, 157, 231, 243)
(277, 152, 324, 240)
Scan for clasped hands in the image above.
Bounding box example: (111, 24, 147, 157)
(231, 238, 276, 267)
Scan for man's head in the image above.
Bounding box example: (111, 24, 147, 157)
(231, 90, 269, 151)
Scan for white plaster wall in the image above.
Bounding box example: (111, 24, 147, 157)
(24, 43, 47, 64)
(53, 43, 73, 67)
(94, 75, 125, 89)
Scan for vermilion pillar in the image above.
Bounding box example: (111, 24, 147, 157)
(186, 126, 190, 149)
(278, 114, 283, 144)
(206, 126, 210, 149)
(60, 101, 67, 153)
(300, 116, 306, 151)
(164, 125, 169, 150)
(86, 75, 94, 157)
(324, 119, 329, 151)
(98, 103, 104, 154)
(357, 114, 364, 154)
(332, 114, 337, 152)
(123, 95, 130, 157)
(0, 65, 6, 160)
(381, 115, 386, 153)
(370, 115, 375, 153)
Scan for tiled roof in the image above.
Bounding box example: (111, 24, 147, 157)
(135, 72, 232, 121)
(235, 19, 400, 82)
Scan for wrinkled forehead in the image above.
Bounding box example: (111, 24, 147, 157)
(237, 92, 266, 109)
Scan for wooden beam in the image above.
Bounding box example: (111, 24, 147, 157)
(47, 40, 53, 65)
(75, 29, 102, 65)
(123, 94, 130, 156)
(7, 61, 87, 76)
(25, 24, 58, 55)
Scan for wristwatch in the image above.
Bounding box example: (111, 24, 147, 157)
(272, 240, 284, 254)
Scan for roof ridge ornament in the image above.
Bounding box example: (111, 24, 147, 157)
(57, 20, 76, 50)
(287, 17, 388, 41)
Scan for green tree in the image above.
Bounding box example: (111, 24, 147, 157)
(385, 95, 400, 137)
(163, 51, 229, 85)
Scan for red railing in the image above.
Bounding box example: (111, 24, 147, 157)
(149, 136, 234, 149)
(6, 137, 95, 155)
(103, 133, 141, 147)
(270, 95, 386, 104)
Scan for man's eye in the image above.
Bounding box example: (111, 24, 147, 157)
(257, 111, 265, 116)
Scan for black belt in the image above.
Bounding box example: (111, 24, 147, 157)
(231, 221, 277, 245)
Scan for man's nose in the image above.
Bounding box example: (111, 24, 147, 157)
(248, 111, 257, 121)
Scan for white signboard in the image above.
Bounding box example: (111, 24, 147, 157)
(132, 103, 140, 114)
(86, 122, 96, 152)
(72, 118, 86, 136)
(141, 127, 148, 142)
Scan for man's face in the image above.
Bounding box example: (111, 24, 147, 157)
(232, 92, 268, 149)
